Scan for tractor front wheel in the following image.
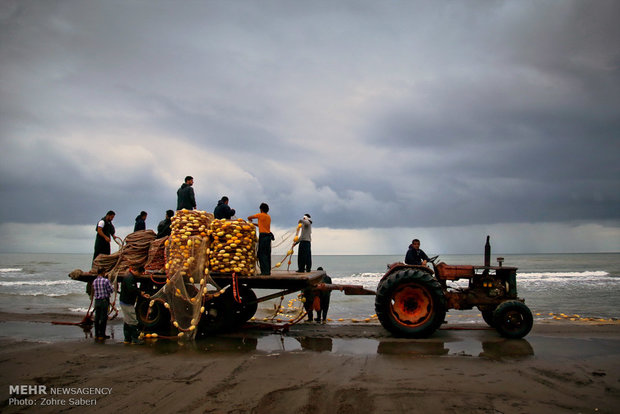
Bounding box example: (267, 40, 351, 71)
(375, 268, 446, 338)
(478, 305, 497, 328)
(492, 300, 533, 339)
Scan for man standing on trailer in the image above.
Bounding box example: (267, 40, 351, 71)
(156, 210, 175, 238)
(133, 211, 147, 232)
(248, 203, 273, 275)
(177, 176, 196, 210)
(296, 214, 312, 272)
(214, 196, 236, 219)
(93, 210, 116, 264)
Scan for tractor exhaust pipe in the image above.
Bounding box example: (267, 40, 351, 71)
(484, 235, 491, 267)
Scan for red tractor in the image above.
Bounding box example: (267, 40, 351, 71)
(375, 236, 533, 339)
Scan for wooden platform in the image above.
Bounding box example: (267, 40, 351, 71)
(211, 270, 325, 290)
(69, 269, 326, 291)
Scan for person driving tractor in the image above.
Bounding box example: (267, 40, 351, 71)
(405, 238, 429, 266)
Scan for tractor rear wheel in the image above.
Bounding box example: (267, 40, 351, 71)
(492, 300, 533, 339)
(375, 268, 446, 338)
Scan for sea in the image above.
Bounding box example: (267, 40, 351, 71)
(0, 252, 618, 324)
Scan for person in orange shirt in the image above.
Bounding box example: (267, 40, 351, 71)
(248, 203, 273, 275)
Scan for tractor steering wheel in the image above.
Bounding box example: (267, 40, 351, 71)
(427, 255, 439, 264)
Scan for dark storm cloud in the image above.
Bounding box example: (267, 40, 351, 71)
(0, 0, 619, 237)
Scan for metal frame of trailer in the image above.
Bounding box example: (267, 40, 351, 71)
(72, 269, 326, 300)
(70, 269, 373, 336)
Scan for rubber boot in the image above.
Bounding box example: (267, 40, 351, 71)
(131, 325, 144, 345)
(123, 324, 131, 344)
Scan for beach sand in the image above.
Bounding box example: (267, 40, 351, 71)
(1, 312, 619, 413)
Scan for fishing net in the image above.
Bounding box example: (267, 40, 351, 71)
(272, 222, 302, 271)
(145, 214, 266, 338)
(148, 210, 217, 339)
(209, 218, 258, 275)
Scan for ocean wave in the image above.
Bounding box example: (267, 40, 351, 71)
(518, 271, 609, 278)
(2, 292, 84, 298)
(334, 273, 383, 289)
(337, 272, 383, 280)
(0, 268, 23, 272)
(517, 271, 617, 284)
(0, 280, 77, 287)
(334, 270, 617, 289)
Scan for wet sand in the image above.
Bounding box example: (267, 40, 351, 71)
(1, 313, 619, 413)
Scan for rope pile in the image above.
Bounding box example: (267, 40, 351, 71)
(91, 230, 157, 277)
(144, 237, 167, 272)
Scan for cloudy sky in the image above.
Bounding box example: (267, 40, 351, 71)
(0, 0, 618, 255)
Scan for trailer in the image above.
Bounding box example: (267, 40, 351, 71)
(70, 269, 374, 337)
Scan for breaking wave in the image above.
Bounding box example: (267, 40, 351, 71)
(0, 280, 76, 287)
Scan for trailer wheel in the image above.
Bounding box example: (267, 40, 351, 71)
(135, 297, 170, 331)
(375, 268, 446, 338)
(196, 293, 234, 338)
(230, 285, 258, 326)
(492, 300, 533, 339)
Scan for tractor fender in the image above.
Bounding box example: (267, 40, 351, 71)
(380, 262, 434, 284)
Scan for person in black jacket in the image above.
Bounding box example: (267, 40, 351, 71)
(177, 176, 196, 210)
(93, 211, 116, 263)
(317, 268, 332, 324)
(134, 211, 147, 232)
(213, 196, 236, 219)
(119, 266, 145, 344)
(405, 239, 429, 266)
(156, 210, 174, 238)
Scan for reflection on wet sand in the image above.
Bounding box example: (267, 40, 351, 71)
(129, 327, 535, 359)
(377, 340, 449, 356)
(296, 336, 333, 352)
(152, 336, 259, 354)
(377, 338, 534, 359)
(479, 339, 534, 360)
